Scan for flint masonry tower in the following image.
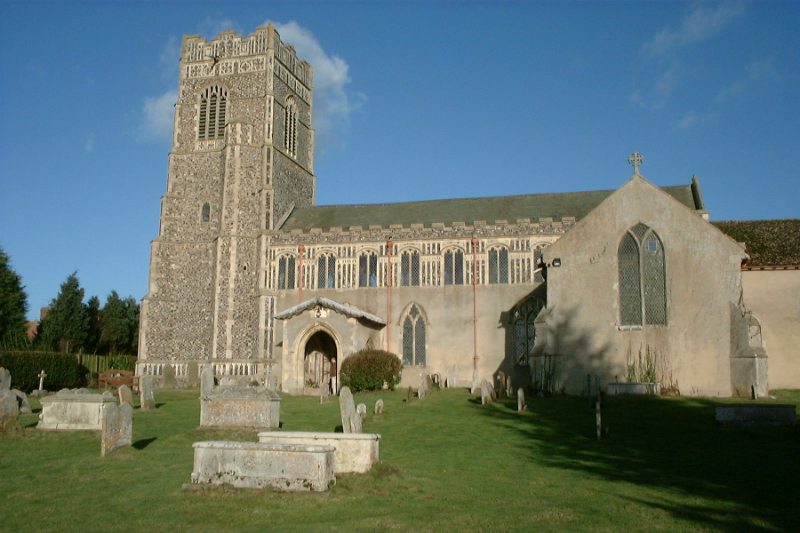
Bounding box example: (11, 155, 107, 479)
(138, 25, 314, 377)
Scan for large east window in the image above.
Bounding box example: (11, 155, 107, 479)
(618, 223, 667, 326)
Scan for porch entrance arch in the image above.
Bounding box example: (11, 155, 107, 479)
(303, 330, 338, 395)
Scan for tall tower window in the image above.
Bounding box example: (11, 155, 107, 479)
(284, 96, 298, 157)
(198, 86, 228, 140)
(618, 223, 667, 326)
(359, 251, 378, 287)
(443, 249, 464, 285)
(402, 304, 426, 366)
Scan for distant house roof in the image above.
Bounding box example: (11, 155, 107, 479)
(712, 219, 800, 267)
(280, 182, 703, 232)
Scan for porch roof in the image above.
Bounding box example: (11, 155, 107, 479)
(273, 297, 386, 326)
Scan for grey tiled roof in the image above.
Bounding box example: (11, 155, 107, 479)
(280, 183, 701, 232)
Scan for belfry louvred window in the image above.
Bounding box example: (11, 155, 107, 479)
(284, 97, 298, 157)
(618, 223, 667, 326)
(198, 86, 227, 140)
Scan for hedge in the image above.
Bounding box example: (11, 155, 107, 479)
(0, 351, 86, 392)
(340, 349, 402, 392)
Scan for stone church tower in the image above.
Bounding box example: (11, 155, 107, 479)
(138, 25, 314, 377)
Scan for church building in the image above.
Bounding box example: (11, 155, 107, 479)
(137, 25, 771, 397)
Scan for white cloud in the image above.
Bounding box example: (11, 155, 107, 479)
(141, 89, 177, 142)
(269, 20, 365, 153)
(644, 2, 745, 59)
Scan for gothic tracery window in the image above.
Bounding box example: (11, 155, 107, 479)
(401, 250, 420, 286)
(513, 298, 544, 365)
(488, 246, 509, 284)
(277, 255, 296, 290)
(317, 253, 336, 289)
(359, 251, 378, 287)
(284, 96, 298, 158)
(402, 304, 426, 366)
(443, 249, 464, 285)
(618, 223, 667, 326)
(198, 86, 227, 140)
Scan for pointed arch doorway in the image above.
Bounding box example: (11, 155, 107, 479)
(303, 330, 338, 395)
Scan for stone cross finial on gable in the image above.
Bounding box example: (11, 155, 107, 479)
(628, 152, 644, 175)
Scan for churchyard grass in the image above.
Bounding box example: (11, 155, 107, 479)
(1, 388, 798, 533)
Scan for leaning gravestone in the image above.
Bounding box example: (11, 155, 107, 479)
(339, 387, 357, 433)
(0, 367, 11, 392)
(517, 388, 526, 411)
(11, 390, 31, 414)
(186, 362, 199, 385)
(162, 365, 176, 389)
(374, 399, 384, 414)
(101, 402, 133, 457)
(118, 384, 134, 406)
(200, 366, 215, 396)
(0, 390, 20, 432)
(139, 376, 156, 410)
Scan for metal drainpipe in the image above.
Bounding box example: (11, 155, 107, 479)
(472, 237, 479, 371)
(386, 241, 393, 352)
(298, 245, 304, 305)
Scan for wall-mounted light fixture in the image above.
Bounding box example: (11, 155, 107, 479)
(552, 258, 562, 267)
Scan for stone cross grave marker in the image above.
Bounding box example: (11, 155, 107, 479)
(200, 365, 215, 396)
(162, 365, 176, 389)
(139, 375, 156, 410)
(37, 370, 47, 392)
(339, 386, 357, 433)
(101, 402, 133, 457)
(517, 388, 526, 411)
(0, 367, 10, 392)
(374, 399, 384, 414)
(118, 384, 133, 406)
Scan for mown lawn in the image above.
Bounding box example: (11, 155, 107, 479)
(1, 387, 798, 533)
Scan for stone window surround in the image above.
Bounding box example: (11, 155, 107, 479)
(618, 223, 668, 328)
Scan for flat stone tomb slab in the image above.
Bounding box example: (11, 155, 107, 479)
(190, 441, 335, 492)
(715, 404, 797, 427)
(200, 388, 281, 429)
(257, 431, 381, 474)
(606, 383, 660, 396)
(38, 390, 119, 430)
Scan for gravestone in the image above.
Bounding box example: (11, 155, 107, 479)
(425, 374, 434, 391)
(471, 368, 479, 394)
(517, 388, 526, 411)
(0, 390, 20, 431)
(356, 403, 367, 419)
(162, 365, 176, 389)
(101, 402, 133, 457)
(506, 376, 513, 397)
(0, 367, 10, 391)
(319, 385, 329, 404)
(9, 390, 31, 414)
(186, 362, 199, 385)
(200, 366, 215, 396)
(497, 372, 506, 399)
(38, 390, 118, 430)
(118, 384, 133, 406)
(418, 385, 425, 400)
(37, 370, 47, 392)
(200, 378, 281, 429)
(453, 364, 459, 388)
(480, 379, 493, 405)
(374, 399, 384, 414)
(339, 386, 357, 433)
(446, 366, 454, 388)
(139, 376, 156, 410)
(349, 411, 363, 433)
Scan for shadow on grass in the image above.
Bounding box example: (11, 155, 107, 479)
(475, 393, 800, 533)
(132, 437, 157, 450)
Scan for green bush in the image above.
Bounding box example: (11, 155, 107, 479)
(108, 354, 137, 371)
(0, 351, 85, 392)
(340, 349, 402, 392)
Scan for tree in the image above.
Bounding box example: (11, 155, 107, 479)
(0, 246, 29, 347)
(99, 291, 136, 354)
(85, 295, 101, 354)
(37, 272, 90, 353)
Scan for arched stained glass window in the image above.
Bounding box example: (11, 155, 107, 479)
(402, 304, 426, 366)
(443, 249, 464, 285)
(198, 86, 227, 140)
(618, 224, 666, 326)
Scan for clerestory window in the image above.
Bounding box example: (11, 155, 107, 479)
(402, 304, 426, 366)
(277, 255, 296, 290)
(488, 246, 509, 284)
(358, 251, 378, 287)
(317, 253, 336, 289)
(198, 86, 227, 140)
(618, 223, 667, 326)
(401, 250, 420, 286)
(443, 249, 464, 285)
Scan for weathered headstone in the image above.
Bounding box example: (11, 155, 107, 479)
(200, 366, 215, 396)
(139, 376, 156, 410)
(453, 364, 459, 388)
(425, 374, 434, 392)
(517, 388, 526, 411)
(9, 390, 31, 414)
(349, 411, 363, 433)
(186, 362, 199, 384)
(101, 402, 133, 457)
(356, 403, 367, 419)
(506, 376, 513, 397)
(118, 384, 134, 406)
(480, 379, 492, 405)
(339, 386, 357, 433)
(417, 385, 425, 400)
(497, 372, 506, 399)
(471, 368, 479, 394)
(446, 366, 454, 388)
(374, 399, 384, 414)
(0, 367, 10, 392)
(162, 364, 176, 389)
(0, 391, 20, 432)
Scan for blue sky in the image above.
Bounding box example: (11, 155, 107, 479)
(1, 1, 798, 320)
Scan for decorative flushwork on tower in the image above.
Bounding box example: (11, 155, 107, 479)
(138, 25, 315, 377)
